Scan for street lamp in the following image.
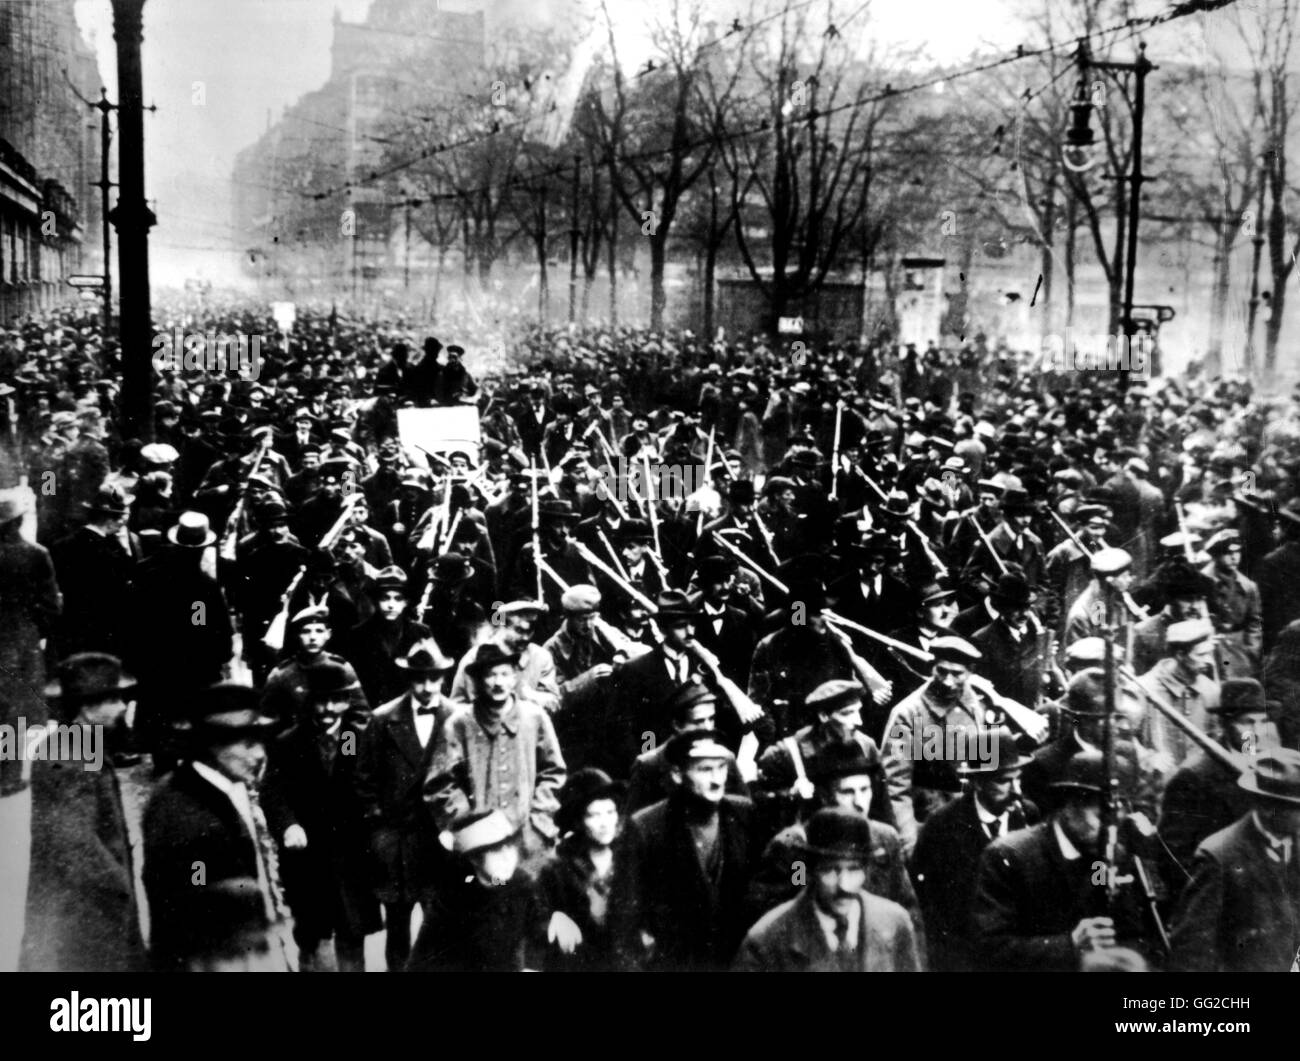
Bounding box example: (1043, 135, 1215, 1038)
(1061, 74, 1099, 173)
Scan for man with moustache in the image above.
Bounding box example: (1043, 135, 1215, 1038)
(911, 728, 1038, 971)
(877, 581, 960, 706)
(733, 807, 920, 972)
(355, 640, 459, 972)
(424, 642, 567, 874)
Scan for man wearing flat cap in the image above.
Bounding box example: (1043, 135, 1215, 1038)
(143, 682, 295, 971)
(1130, 560, 1216, 675)
(912, 728, 1038, 971)
(733, 806, 920, 972)
(1169, 748, 1300, 971)
(612, 730, 760, 970)
(355, 639, 459, 971)
(20, 653, 147, 972)
(1063, 546, 1137, 644)
(1199, 528, 1261, 679)
(262, 660, 379, 971)
(1136, 618, 1221, 768)
(1044, 502, 1112, 637)
(882, 635, 1020, 857)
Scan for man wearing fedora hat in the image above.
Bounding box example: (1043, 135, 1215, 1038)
(959, 486, 1045, 592)
(416, 550, 489, 663)
(506, 497, 593, 613)
(1158, 677, 1278, 877)
(20, 652, 148, 972)
(424, 641, 567, 874)
(355, 639, 458, 971)
(262, 660, 381, 971)
(448, 599, 561, 714)
(874, 581, 959, 703)
(50, 483, 139, 659)
(1130, 560, 1216, 675)
(734, 806, 920, 972)
(143, 682, 294, 971)
(912, 728, 1038, 971)
(1169, 747, 1300, 971)
(971, 749, 1156, 971)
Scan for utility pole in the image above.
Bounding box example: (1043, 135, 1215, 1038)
(1245, 152, 1268, 378)
(108, 0, 156, 443)
(67, 74, 117, 336)
(404, 199, 412, 291)
(568, 155, 580, 323)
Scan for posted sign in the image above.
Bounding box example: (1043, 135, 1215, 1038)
(270, 301, 296, 332)
(397, 406, 482, 468)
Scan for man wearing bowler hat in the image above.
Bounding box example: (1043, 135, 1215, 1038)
(1158, 677, 1279, 879)
(1169, 748, 1300, 971)
(355, 639, 459, 971)
(960, 487, 1045, 591)
(733, 806, 920, 972)
(971, 749, 1155, 972)
(143, 682, 294, 971)
(912, 728, 1038, 971)
(20, 653, 147, 972)
(262, 660, 380, 971)
(971, 572, 1049, 709)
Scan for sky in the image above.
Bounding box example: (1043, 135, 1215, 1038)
(69, 0, 1201, 286)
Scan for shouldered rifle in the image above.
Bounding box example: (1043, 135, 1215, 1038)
(531, 461, 544, 602)
(972, 518, 1011, 577)
(263, 495, 358, 652)
(1048, 509, 1149, 621)
(860, 468, 950, 578)
(830, 401, 844, 501)
(220, 434, 272, 562)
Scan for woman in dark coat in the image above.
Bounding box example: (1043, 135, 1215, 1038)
(535, 768, 630, 972)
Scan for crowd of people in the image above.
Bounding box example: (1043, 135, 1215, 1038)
(3, 295, 1300, 973)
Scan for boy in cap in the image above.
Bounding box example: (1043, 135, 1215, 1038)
(1136, 618, 1220, 768)
(733, 807, 920, 972)
(262, 605, 368, 727)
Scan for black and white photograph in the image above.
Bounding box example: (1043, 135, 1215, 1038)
(0, 0, 1297, 1005)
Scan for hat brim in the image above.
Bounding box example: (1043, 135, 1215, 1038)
(957, 750, 1035, 776)
(44, 673, 138, 704)
(1236, 773, 1300, 806)
(167, 527, 218, 548)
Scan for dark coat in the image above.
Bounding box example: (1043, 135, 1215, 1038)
(19, 739, 147, 972)
(338, 614, 432, 708)
(612, 793, 760, 971)
(690, 601, 759, 688)
(1157, 752, 1252, 882)
(626, 741, 749, 813)
(1169, 814, 1300, 972)
(353, 693, 459, 905)
(733, 889, 920, 972)
(1257, 541, 1300, 649)
(51, 525, 140, 657)
(534, 837, 630, 971)
(262, 718, 382, 942)
(971, 820, 1150, 972)
(912, 789, 1038, 971)
(406, 870, 548, 972)
(603, 646, 690, 778)
(142, 763, 277, 971)
(971, 619, 1044, 708)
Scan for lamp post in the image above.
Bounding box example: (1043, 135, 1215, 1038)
(108, 0, 155, 443)
(1060, 43, 1156, 344)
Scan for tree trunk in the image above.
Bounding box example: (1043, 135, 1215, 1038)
(649, 235, 666, 331)
(1206, 221, 1231, 378)
(703, 240, 717, 340)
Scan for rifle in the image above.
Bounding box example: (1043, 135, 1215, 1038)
(972, 517, 1011, 577)
(263, 495, 358, 652)
(219, 435, 272, 563)
(859, 468, 950, 579)
(641, 454, 663, 559)
(597, 527, 631, 582)
(1047, 509, 1149, 621)
(1100, 580, 1120, 919)
(531, 460, 543, 603)
(830, 400, 844, 501)
(697, 425, 717, 537)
